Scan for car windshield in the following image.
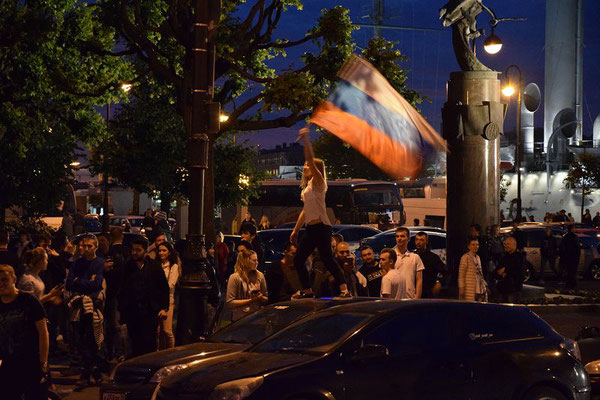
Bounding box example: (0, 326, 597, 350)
(251, 312, 371, 355)
(208, 305, 321, 345)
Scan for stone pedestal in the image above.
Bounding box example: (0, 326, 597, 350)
(442, 71, 505, 278)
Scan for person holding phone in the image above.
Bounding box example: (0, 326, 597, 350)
(225, 251, 268, 321)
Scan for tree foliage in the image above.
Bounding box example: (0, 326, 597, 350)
(91, 83, 267, 210)
(564, 153, 600, 219)
(95, 0, 418, 237)
(564, 154, 600, 194)
(0, 0, 134, 221)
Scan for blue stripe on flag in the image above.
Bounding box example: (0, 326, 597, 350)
(328, 80, 431, 154)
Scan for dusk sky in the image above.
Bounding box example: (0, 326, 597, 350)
(232, 0, 600, 149)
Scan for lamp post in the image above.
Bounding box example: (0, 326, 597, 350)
(502, 65, 523, 222)
(101, 83, 132, 232)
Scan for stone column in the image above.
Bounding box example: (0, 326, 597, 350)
(443, 71, 505, 279)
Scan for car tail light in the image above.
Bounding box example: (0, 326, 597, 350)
(561, 338, 581, 361)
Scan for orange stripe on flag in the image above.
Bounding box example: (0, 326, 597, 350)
(311, 102, 423, 179)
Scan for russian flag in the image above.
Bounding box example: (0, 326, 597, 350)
(310, 55, 447, 178)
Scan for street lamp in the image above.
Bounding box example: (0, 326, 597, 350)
(101, 82, 133, 232)
(502, 65, 523, 222)
(483, 27, 503, 54)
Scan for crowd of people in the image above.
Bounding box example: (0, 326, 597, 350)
(0, 125, 592, 399)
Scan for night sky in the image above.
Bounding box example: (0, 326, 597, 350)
(233, 0, 600, 149)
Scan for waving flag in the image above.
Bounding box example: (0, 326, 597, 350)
(310, 55, 447, 178)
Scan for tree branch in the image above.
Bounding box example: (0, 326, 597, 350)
(228, 94, 261, 122)
(224, 112, 310, 133)
(257, 33, 316, 50)
(229, 63, 272, 84)
(117, 1, 182, 89)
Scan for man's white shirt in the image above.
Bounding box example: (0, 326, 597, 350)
(380, 248, 424, 299)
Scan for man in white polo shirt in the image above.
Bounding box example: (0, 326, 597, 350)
(391, 227, 424, 299)
(380, 248, 400, 298)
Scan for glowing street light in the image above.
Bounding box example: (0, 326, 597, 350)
(219, 114, 229, 123)
(70, 161, 81, 168)
(483, 29, 503, 54)
(121, 83, 133, 92)
(502, 85, 515, 97)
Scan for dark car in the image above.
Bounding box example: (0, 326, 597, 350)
(100, 299, 367, 400)
(577, 326, 600, 394)
(257, 225, 380, 267)
(156, 300, 591, 400)
(358, 230, 447, 265)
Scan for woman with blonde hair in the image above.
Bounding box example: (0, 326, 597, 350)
(458, 238, 489, 302)
(290, 128, 349, 298)
(259, 215, 273, 231)
(226, 250, 268, 321)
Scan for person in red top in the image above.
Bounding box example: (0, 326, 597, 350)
(215, 232, 230, 285)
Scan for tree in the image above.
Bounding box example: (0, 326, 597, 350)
(92, 83, 267, 212)
(0, 0, 134, 225)
(564, 153, 600, 221)
(98, 0, 409, 240)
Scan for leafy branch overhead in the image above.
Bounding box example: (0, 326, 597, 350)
(0, 0, 134, 218)
(99, 1, 410, 133)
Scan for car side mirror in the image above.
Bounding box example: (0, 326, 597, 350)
(351, 344, 389, 362)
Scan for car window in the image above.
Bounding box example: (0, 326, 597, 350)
(362, 310, 453, 355)
(252, 312, 371, 354)
(526, 230, 545, 248)
(209, 305, 320, 344)
(428, 235, 446, 250)
(339, 228, 377, 242)
(456, 306, 546, 345)
(130, 218, 144, 227)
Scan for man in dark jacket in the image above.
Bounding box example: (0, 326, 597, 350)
(560, 224, 581, 289)
(358, 246, 383, 297)
(414, 232, 447, 298)
(495, 237, 524, 303)
(540, 227, 558, 284)
(119, 237, 169, 357)
(103, 227, 129, 360)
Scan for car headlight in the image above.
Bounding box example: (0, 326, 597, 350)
(585, 360, 600, 375)
(149, 363, 191, 383)
(208, 376, 264, 400)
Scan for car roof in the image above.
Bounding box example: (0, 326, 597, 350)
(316, 298, 530, 315)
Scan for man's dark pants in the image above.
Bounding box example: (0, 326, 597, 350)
(126, 315, 159, 357)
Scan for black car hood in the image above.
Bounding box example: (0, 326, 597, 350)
(160, 351, 316, 395)
(117, 342, 248, 372)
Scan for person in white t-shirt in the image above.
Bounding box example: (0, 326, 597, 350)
(380, 248, 400, 298)
(392, 227, 424, 299)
